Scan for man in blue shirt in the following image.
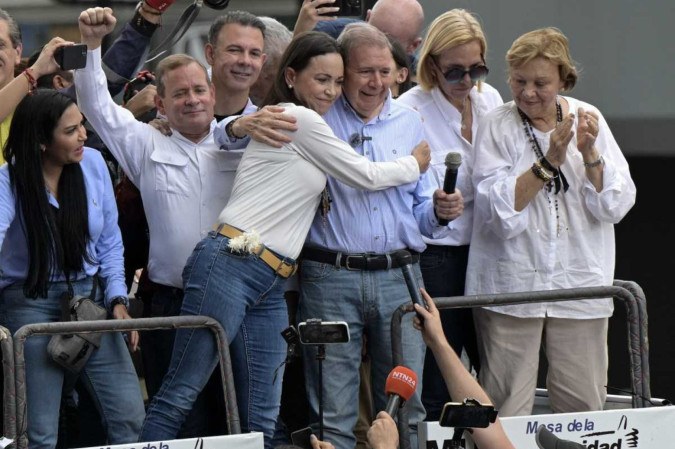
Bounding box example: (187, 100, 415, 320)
(298, 23, 463, 449)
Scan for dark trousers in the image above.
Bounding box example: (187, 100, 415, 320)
(419, 244, 480, 421)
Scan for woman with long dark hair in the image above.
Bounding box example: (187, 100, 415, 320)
(0, 90, 144, 449)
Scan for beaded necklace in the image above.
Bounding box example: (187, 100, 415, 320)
(517, 99, 568, 236)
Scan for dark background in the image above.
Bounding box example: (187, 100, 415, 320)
(607, 154, 674, 404)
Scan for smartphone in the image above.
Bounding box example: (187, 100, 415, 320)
(291, 426, 314, 449)
(297, 319, 350, 345)
(54, 44, 87, 70)
(329, 0, 364, 17)
(438, 401, 497, 429)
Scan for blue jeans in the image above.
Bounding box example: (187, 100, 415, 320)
(298, 259, 427, 449)
(419, 244, 479, 421)
(139, 232, 290, 448)
(0, 277, 145, 449)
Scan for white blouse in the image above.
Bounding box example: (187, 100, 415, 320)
(397, 83, 503, 246)
(466, 97, 636, 318)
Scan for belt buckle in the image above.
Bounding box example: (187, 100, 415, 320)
(344, 254, 363, 271)
(275, 260, 297, 278)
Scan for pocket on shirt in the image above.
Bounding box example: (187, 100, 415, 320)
(151, 151, 190, 196)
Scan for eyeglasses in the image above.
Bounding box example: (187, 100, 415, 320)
(435, 59, 489, 84)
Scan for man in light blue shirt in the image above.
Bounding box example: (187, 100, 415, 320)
(298, 23, 463, 449)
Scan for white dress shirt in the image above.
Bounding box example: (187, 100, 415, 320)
(76, 47, 241, 288)
(397, 84, 503, 245)
(215, 103, 420, 259)
(466, 97, 636, 318)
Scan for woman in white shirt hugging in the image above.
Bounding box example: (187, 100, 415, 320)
(140, 31, 430, 446)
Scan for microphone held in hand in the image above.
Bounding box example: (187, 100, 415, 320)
(384, 366, 418, 418)
(392, 250, 427, 321)
(438, 152, 462, 226)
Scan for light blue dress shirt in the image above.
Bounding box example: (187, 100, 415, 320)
(0, 148, 127, 308)
(306, 93, 438, 253)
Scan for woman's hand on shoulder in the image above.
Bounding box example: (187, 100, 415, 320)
(236, 106, 298, 148)
(411, 141, 431, 173)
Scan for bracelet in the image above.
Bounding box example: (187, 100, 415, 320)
(22, 68, 38, 95)
(583, 154, 604, 168)
(539, 157, 558, 174)
(531, 161, 553, 183)
(226, 117, 244, 139)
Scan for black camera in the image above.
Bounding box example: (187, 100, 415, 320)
(297, 319, 350, 345)
(54, 44, 87, 71)
(438, 399, 498, 429)
(333, 0, 364, 17)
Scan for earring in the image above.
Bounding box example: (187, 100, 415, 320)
(40, 144, 46, 152)
(288, 84, 293, 89)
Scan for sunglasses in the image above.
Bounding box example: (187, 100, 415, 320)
(434, 58, 489, 84)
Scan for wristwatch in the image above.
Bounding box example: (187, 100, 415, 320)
(109, 296, 130, 310)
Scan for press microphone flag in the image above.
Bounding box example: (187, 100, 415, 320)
(384, 366, 418, 418)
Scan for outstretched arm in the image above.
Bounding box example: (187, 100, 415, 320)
(413, 291, 516, 449)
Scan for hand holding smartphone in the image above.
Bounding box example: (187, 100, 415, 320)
(54, 44, 88, 70)
(321, 0, 364, 17)
(291, 426, 314, 449)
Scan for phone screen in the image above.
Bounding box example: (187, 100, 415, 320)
(291, 426, 313, 449)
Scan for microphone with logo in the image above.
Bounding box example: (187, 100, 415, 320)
(384, 365, 418, 418)
(438, 152, 462, 226)
(393, 250, 427, 323)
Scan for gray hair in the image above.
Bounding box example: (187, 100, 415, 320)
(258, 16, 292, 65)
(337, 22, 392, 67)
(0, 8, 22, 48)
(208, 10, 266, 46)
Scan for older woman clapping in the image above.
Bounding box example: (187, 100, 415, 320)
(466, 27, 636, 416)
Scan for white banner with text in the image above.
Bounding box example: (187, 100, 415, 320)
(419, 406, 675, 448)
(76, 432, 264, 449)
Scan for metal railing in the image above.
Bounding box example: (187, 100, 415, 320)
(12, 316, 239, 449)
(1, 325, 16, 445)
(390, 283, 650, 449)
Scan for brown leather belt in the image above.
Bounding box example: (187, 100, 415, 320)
(214, 223, 297, 279)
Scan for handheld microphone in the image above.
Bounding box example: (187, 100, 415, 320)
(438, 152, 462, 226)
(393, 250, 427, 321)
(384, 366, 418, 418)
